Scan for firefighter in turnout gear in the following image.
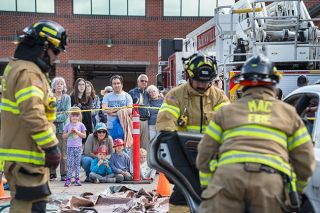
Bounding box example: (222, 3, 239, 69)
(196, 55, 316, 213)
(156, 53, 229, 212)
(0, 20, 67, 213)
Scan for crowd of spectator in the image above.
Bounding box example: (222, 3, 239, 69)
(43, 73, 320, 187)
(49, 74, 163, 186)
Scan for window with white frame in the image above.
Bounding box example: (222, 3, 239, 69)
(73, 0, 145, 16)
(0, 0, 55, 13)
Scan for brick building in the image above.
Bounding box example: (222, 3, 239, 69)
(0, 0, 319, 92)
(0, 0, 212, 92)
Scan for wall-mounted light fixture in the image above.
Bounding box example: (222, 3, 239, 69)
(13, 32, 19, 44)
(106, 38, 112, 48)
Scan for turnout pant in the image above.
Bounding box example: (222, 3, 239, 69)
(199, 163, 284, 213)
(4, 162, 50, 213)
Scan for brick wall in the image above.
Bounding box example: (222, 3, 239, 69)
(0, 0, 209, 90)
(1, 0, 319, 91)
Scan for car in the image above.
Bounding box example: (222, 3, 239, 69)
(148, 85, 320, 213)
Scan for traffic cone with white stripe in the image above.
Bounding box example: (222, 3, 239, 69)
(132, 104, 141, 181)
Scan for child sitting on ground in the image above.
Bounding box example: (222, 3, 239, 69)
(140, 148, 156, 181)
(109, 138, 133, 183)
(89, 145, 116, 183)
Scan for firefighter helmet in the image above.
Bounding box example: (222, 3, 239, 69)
(22, 20, 67, 53)
(238, 54, 281, 86)
(184, 54, 217, 82)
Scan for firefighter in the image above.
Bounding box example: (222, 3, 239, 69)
(0, 20, 67, 212)
(156, 53, 229, 212)
(196, 55, 316, 213)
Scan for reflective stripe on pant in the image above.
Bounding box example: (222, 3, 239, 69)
(199, 164, 284, 213)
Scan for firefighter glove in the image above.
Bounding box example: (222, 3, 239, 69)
(43, 146, 61, 169)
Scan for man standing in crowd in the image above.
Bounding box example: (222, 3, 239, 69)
(0, 20, 66, 212)
(102, 75, 133, 133)
(156, 53, 229, 212)
(129, 74, 150, 150)
(197, 55, 315, 212)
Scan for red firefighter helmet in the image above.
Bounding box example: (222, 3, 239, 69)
(238, 54, 281, 86)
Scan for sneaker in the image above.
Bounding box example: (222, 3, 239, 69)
(92, 178, 99, 184)
(50, 174, 57, 181)
(64, 179, 71, 187)
(74, 178, 81, 186)
(60, 175, 67, 181)
(84, 176, 91, 183)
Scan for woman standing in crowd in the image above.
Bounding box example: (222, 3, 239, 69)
(70, 78, 93, 141)
(50, 77, 71, 181)
(86, 81, 100, 127)
(82, 122, 114, 182)
(146, 85, 164, 140)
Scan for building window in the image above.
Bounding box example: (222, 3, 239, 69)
(73, 0, 91, 14)
(128, 0, 145, 16)
(0, 0, 55, 13)
(110, 0, 127, 15)
(164, 0, 233, 17)
(164, 0, 180, 16)
(92, 0, 109, 15)
(73, 0, 146, 16)
(199, 0, 216, 16)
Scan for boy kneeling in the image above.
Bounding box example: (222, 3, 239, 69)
(109, 139, 133, 182)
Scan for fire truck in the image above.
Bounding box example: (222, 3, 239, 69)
(158, 0, 320, 99)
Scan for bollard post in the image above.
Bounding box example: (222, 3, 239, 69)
(132, 104, 141, 181)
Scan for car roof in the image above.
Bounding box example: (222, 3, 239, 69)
(285, 85, 320, 99)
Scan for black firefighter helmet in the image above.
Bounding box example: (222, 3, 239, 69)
(15, 20, 67, 73)
(22, 20, 67, 53)
(238, 54, 281, 86)
(183, 53, 217, 82)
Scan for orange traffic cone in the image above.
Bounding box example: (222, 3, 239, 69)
(0, 177, 10, 200)
(157, 172, 171, 197)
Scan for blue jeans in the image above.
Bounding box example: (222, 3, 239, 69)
(81, 155, 94, 177)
